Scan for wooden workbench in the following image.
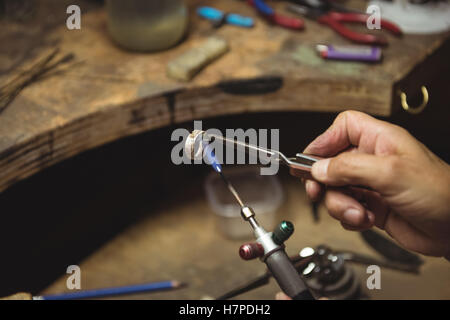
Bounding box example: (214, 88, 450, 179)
(40, 175, 450, 300)
(0, 0, 449, 193)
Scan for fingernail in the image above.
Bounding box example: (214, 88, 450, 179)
(305, 180, 313, 193)
(343, 208, 363, 226)
(367, 211, 375, 225)
(311, 159, 330, 181)
(305, 180, 321, 202)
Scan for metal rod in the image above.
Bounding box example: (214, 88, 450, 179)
(248, 217, 259, 230)
(206, 133, 279, 159)
(219, 171, 244, 208)
(205, 132, 298, 169)
(218, 169, 260, 230)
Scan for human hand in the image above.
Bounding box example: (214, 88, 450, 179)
(275, 292, 292, 300)
(303, 111, 450, 258)
(275, 292, 328, 300)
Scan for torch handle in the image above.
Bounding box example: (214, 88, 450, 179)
(265, 249, 314, 300)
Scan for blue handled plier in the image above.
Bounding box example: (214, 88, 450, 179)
(197, 6, 254, 28)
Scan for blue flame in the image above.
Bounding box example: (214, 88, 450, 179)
(204, 143, 222, 173)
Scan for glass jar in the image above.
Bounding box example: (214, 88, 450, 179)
(106, 0, 188, 52)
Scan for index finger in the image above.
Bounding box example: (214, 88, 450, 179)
(303, 111, 389, 157)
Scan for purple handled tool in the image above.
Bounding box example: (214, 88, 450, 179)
(316, 44, 382, 62)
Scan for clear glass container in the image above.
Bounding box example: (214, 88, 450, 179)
(106, 0, 188, 52)
(204, 167, 284, 240)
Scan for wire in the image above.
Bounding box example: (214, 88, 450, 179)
(218, 171, 245, 208)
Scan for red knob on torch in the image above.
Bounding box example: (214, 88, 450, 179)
(239, 243, 265, 260)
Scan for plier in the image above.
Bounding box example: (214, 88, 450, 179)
(197, 6, 254, 28)
(247, 0, 304, 30)
(286, 1, 402, 45)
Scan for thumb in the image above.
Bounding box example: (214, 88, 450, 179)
(311, 152, 399, 192)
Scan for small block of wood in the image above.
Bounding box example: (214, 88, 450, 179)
(167, 37, 229, 81)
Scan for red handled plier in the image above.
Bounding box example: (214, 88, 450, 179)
(247, 0, 304, 30)
(286, 2, 402, 45)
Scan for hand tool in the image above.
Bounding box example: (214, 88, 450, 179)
(216, 75, 283, 95)
(247, 0, 304, 30)
(360, 229, 424, 267)
(185, 130, 322, 180)
(197, 6, 254, 28)
(217, 254, 313, 300)
(185, 130, 315, 300)
(33, 280, 185, 300)
(218, 244, 421, 299)
(316, 44, 383, 62)
(222, 188, 315, 300)
(288, 0, 364, 14)
(309, 205, 424, 265)
(286, 1, 402, 45)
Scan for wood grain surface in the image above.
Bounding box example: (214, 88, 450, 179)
(0, 0, 448, 193)
(40, 176, 450, 300)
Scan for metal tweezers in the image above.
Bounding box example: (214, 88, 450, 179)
(204, 133, 321, 179)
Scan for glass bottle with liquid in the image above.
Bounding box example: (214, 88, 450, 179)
(106, 0, 188, 52)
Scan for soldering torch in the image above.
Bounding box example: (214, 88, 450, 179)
(185, 130, 315, 300)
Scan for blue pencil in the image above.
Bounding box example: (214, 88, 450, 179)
(35, 280, 183, 300)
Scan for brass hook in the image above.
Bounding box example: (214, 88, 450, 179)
(399, 86, 429, 115)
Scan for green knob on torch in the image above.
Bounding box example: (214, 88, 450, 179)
(272, 221, 294, 245)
